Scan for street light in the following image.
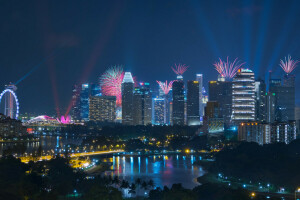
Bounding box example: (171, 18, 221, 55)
(295, 187, 300, 200)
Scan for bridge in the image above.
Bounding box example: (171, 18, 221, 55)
(19, 149, 124, 163)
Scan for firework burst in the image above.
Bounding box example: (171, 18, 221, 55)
(213, 57, 245, 79)
(279, 55, 299, 74)
(100, 66, 124, 106)
(157, 80, 174, 95)
(171, 63, 188, 75)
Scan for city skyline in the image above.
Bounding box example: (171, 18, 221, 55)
(1, 0, 300, 114)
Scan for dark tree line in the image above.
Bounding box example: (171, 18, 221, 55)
(208, 139, 300, 190)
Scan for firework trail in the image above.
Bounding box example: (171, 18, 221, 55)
(171, 64, 188, 75)
(157, 80, 174, 95)
(100, 66, 124, 106)
(213, 57, 245, 79)
(279, 55, 299, 74)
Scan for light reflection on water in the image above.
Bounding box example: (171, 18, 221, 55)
(105, 155, 205, 189)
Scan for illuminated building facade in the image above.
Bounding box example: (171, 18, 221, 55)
(208, 77, 232, 125)
(133, 82, 152, 125)
(80, 83, 90, 121)
(196, 74, 203, 117)
(122, 72, 134, 125)
(203, 101, 224, 134)
(71, 84, 81, 121)
(172, 80, 185, 125)
(232, 69, 255, 124)
(187, 80, 200, 125)
(152, 98, 164, 125)
(238, 121, 296, 145)
(255, 79, 266, 122)
(89, 96, 116, 122)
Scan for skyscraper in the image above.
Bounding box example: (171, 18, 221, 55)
(196, 74, 203, 117)
(269, 76, 295, 122)
(208, 76, 232, 125)
(266, 92, 276, 123)
(80, 83, 90, 121)
(232, 69, 256, 124)
(152, 98, 164, 125)
(71, 84, 81, 121)
(187, 80, 200, 125)
(89, 96, 116, 122)
(172, 80, 185, 125)
(122, 72, 134, 125)
(133, 82, 152, 125)
(255, 79, 266, 122)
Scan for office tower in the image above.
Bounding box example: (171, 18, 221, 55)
(208, 76, 232, 125)
(71, 84, 81, 121)
(152, 98, 165, 125)
(89, 96, 116, 122)
(172, 80, 185, 125)
(196, 74, 203, 117)
(232, 69, 256, 124)
(80, 83, 90, 121)
(270, 77, 295, 122)
(282, 74, 295, 120)
(90, 83, 101, 96)
(133, 82, 152, 125)
(122, 72, 134, 125)
(203, 101, 224, 133)
(187, 80, 200, 125)
(266, 92, 276, 123)
(255, 79, 266, 122)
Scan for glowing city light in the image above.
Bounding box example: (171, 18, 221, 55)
(100, 66, 125, 106)
(156, 80, 174, 95)
(171, 63, 188, 75)
(0, 88, 19, 119)
(279, 55, 299, 74)
(59, 115, 71, 124)
(213, 57, 245, 79)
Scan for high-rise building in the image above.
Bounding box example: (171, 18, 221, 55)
(133, 82, 152, 125)
(122, 72, 134, 125)
(255, 79, 266, 122)
(270, 121, 296, 144)
(203, 101, 224, 134)
(266, 92, 276, 123)
(208, 76, 232, 125)
(89, 96, 116, 122)
(232, 69, 256, 124)
(90, 83, 101, 96)
(187, 80, 200, 125)
(172, 80, 185, 125)
(80, 83, 90, 121)
(269, 77, 295, 122)
(152, 98, 165, 125)
(71, 84, 81, 121)
(196, 74, 203, 117)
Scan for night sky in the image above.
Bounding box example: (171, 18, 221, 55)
(1, 0, 300, 115)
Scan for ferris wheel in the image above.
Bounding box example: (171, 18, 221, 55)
(0, 84, 19, 119)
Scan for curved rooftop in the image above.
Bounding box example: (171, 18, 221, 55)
(25, 115, 61, 125)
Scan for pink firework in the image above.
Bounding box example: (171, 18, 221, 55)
(157, 80, 174, 95)
(59, 115, 71, 124)
(100, 66, 124, 106)
(213, 57, 245, 79)
(279, 55, 299, 74)
(171, 63, 188, 75)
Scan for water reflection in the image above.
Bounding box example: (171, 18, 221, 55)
(106, 155, 205, 189)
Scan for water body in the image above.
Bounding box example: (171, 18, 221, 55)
(0, 135, 83, 155)
(104, 155, 205, 189)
